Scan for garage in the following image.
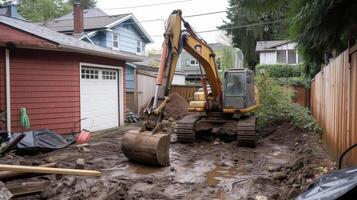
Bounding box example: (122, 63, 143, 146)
(80, 65, 121, 132)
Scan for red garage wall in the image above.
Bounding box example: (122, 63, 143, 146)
(9, 48, 125, 134)
(0, 48, 6, 131)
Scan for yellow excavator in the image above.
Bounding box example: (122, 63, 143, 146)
(121, 10, 259, 166)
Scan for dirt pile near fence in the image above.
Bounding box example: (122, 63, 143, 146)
(164, 92, 189, 119)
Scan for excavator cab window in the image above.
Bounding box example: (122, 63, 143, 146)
(225, 73, 245, 96)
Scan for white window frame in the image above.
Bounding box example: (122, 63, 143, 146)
(189, 59, 199, 67)
(79, 62, 124, 126)
(112, 33, 119, 50)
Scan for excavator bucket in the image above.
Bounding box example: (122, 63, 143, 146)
(121, 130, 170, 166)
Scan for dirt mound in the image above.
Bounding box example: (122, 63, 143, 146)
(164, 92, 189, 120)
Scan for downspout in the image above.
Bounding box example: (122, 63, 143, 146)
(5, 49, 11, 137)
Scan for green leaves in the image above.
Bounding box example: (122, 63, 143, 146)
(220, 0, 289, 69)
(18, 0, 71, 22)
(256, 74, 321, 133)
(255, 64, 303, 78)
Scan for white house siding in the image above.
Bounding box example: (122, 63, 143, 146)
(137, 73, 156, 113)
(172, 74, 186, 85)
(259, 51, 276, 65)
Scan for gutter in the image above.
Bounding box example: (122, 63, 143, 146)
(5, 49, 11, 137)
(58, 44, 144, 62)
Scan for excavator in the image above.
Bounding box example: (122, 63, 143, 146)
(121, 10, 259, 166)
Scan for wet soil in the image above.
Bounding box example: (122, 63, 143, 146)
(1, 123, 335, 200)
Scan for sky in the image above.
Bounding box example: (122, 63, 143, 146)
(96, 0, 230, 51)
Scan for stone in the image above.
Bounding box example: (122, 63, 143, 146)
(75, 158, 86, 169)
(0, 181, 12, 200)
(255, 195, 268, 200)
(168, 117, 175, 122)
(272, 172, 288, 181)
(287, 188, 299, 199)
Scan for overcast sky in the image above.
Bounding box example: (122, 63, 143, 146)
(96, 0, 229, 50)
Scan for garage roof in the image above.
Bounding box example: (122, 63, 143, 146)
(0, 15, 143, 62)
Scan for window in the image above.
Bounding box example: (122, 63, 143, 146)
(190, 59, 199, 66)
(277, 50, 287, 63)
(123, 23, 129, 29)
(185, 59, 190, 66)
(112, 33, 119, 50)
(136, 40, 142, 54)
(102, 71, 117, 80)
(81, 68, 99, 79)
(288, 50, 297, 64)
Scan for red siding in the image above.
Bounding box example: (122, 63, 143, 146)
(0, 48, 6, 130)
(9, 48, 126, 134)
(0, 23, 56, 49)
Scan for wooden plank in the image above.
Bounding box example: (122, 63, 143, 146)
(0, 162, 57, 181)
(0, 164, 101, 177)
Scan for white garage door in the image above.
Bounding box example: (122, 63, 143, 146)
(80, 67, 119, 132)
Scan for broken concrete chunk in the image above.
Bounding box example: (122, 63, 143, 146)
(0, 181, 13, 200)
(272, 172, 288, 181)
(75, 158, 85, 169)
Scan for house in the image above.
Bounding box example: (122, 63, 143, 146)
(0, 1, 27, 20)
(255, 40, 303, 65)
(42, 4, 185, 114)
(0, 15, 143, 134)
(177, 43, 243, 82)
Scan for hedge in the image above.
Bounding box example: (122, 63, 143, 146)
(255, 64, 303, 78)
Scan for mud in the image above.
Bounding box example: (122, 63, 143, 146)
(1, 123, 335, 200)
(164, 92, 189, 120)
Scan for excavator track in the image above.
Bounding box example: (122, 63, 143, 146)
(237, 116, 257, 147)
(175, 114, 201, 143)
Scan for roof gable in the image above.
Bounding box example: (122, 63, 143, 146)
(256, 40, 291, 51)
(42, 8, 153, 43)
(0, 15, 143, 62)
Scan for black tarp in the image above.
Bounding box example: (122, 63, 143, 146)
(296, 167, 357, 200)
(12, 129, 73, 154)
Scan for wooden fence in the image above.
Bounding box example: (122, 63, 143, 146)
(310, 45, 357, 166)
(171, 85, 199, 101)
(291, 85, 310, 108)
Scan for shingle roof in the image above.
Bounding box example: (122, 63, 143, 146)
(55, 8, 108, 20)
(0, 15, 143, 62)
(255, 40, 290, 51)
(42, 14, 131, 32)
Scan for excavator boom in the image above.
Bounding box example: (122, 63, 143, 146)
(122, 10, 259, 166)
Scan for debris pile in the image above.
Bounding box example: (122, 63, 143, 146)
(164, 92, 189, 120)
(125, 111, 139, 123)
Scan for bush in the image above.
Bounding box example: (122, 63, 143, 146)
(255, 74, 321, 133)
(255, 64, 303, 78)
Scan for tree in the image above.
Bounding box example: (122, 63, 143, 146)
(18, 0, 71, 22)
(288, 0, 357, 78)
(68, 0, 96, 9)
(220, 0, 288, 69)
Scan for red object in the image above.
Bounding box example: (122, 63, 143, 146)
(0, 24, 127, 134)
(76, 130, 91, 144)
(73, 3, 84, 34)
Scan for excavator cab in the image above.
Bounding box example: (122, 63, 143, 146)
(223, 69, 256, 110)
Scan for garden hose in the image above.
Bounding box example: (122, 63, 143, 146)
(19, 107, 30, 129)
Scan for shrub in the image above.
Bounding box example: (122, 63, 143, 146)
(255, 74, 321, 133)
(255, 64, 303, 78)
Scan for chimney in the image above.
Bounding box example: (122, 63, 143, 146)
(73, 2, 84, 35)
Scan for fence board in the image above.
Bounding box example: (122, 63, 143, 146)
(170, 85, 199, 101)
(311, 45, 357, 166)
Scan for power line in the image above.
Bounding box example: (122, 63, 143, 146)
(104, 19, 284, 42)
(101, 0, 193, 10)
(44, 10, 228, 28)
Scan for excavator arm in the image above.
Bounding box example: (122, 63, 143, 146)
(146, 10, 223, 130)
